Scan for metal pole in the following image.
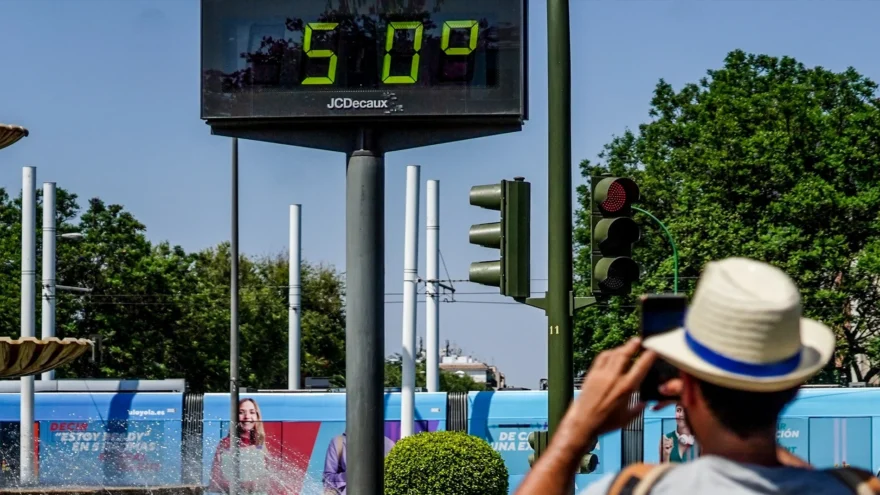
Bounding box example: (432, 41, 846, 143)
(401, 165, 420, 438)
(229, 138, 241, 495)
(632, 206, 679, 294)
(41, 182, 57, 381)
(425, 180, 440, 393)
(547, 0, 574, 491)
(345, 147, 385, 494)
(289, 204, 302, 390)
(20, 166, 36, 485)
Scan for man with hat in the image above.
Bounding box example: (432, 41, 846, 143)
(515, 257, 879, 494)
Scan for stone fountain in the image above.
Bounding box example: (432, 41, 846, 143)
(0, 337, 92, 378)
(0, 124, 93, 380)
(0, 124, 202, 494)
(0, 489, 203, 495)
(0, 124, 28, 150)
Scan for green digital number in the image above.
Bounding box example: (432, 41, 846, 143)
(382, 22, 424, 84)
(302, 23, 339, 85)
(441, 20, 479, 56)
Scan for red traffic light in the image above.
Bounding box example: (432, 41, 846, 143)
(594, 177, 639, 215)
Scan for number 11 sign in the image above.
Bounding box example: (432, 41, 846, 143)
(201, 0, 527, 125)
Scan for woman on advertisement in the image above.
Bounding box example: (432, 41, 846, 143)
(209, 398, 272, 494)
(660, 404, 700, 463)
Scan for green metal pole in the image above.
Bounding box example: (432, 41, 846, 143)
(632, 206, 679, 294)
(547, 0, 573, 469)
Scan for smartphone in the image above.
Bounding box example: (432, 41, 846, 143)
(638, 293, 687, 402)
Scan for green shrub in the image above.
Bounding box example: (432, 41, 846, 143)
(384, 430, 509, 495)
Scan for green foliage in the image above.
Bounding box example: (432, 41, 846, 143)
(384, 431, 509, 495)
(439, 369, 488, 392)
(0, 188, 346, 392)
(573, 50, 880, 384)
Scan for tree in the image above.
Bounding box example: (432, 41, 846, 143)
(58, 198, 190, 380)
(573, 50, 880, 384)
(0, 186, 348, 392)
(181, 246, 346, 391)
(0, 186, 79, 339)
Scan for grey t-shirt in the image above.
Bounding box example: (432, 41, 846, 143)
(578, 456, 852, 495)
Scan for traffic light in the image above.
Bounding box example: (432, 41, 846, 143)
(579, 436, 599, 474)
(527, 431, 548, 467)
(528, 430, 598, 473)
(591, 176, 640, 296)
(468, 177, 531, 299)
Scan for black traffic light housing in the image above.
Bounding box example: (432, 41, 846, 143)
(468, 177, 531, 299)
(527, 431, 549, 467)
(591, 176, 641, 297)
(580, 435, 599, 474)
(528, 430, 598, 474)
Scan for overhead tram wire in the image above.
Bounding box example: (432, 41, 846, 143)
(47, 276, 698, 299)
(49, 275, 699, 308)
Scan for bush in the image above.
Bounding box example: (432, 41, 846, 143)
(384, 430, 509, 495)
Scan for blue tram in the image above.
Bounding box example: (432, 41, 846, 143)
(0, 380, 876, 493)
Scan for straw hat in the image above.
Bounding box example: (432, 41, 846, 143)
(643, 257, 836, 392)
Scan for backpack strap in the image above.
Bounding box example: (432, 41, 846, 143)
(826, 467, 880, 495)
(607, 463, 677, 495)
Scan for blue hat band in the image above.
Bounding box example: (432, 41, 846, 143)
(684, 329, 802, 378)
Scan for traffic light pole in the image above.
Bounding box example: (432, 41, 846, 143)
(467, 0, 595, 484)
(546, 0, 574, 450)
(520, 0, 595, 486)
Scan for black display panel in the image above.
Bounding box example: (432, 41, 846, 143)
(201, 0, 525, 122)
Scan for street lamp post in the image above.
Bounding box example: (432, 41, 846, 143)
(41, 182, 56, 382)
(3, 125, 31, 486)
(20, 166, 36, 486)
(41, 182, 84, 381)
(4, 128, 87, 485)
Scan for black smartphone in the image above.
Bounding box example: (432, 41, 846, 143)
(638, 293, 687, 402)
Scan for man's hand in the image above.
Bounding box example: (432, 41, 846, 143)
(562, 338, 657, 440)
(514, 338, 656, 495)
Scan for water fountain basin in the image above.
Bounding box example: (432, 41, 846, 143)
(0, 486, 203, 495)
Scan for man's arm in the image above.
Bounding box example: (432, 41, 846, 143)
(515, 339, 657, 495)
(514, 421, 597, 495)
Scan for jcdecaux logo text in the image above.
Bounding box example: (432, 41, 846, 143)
(327, 98, 389, 109)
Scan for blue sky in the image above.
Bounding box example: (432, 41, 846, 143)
(1, 0, 879, 388)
